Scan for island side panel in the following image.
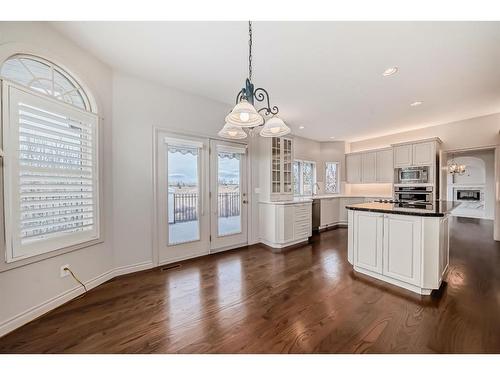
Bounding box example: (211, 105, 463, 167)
(421, 215, 447, 290)
(348, 210, 354, 264)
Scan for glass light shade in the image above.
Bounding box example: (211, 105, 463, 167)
(218, 123, 247, 139)
(225, 99, 264, 127)
(260, 116, 291, 137)
(448, 160, 466, 175)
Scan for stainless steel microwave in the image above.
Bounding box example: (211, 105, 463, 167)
(397, 166, 429, 184)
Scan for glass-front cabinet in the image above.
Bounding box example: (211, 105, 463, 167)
(272, 137, 281, 193)
(271, 137, 293, 200)
(257, 136, 294, 202)
(283, 138, 292, 194)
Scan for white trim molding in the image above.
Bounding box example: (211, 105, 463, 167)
(0, 260, 153, 338)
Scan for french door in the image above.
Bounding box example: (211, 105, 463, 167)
(156, 133, 247, 265)
(157, 133, 210, 264)
(209, 140, 248, 251)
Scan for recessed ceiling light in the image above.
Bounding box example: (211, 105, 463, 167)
(299, 126, 305, 129)
(329, 136, 335, 139)
(382, 67, 398, 77)
(410, 101, 423, 107)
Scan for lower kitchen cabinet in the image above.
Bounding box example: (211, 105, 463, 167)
(314, 196, 385, 230)
(348, 210, 450, 295)
(353, 211, 383, 273)
(259, 201, 312, 249)
(319, 198, 340, 228)
(382, 214, 422, 285)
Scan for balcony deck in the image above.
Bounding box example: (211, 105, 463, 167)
(169, 216, 241, 244)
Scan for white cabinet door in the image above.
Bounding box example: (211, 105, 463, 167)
(412, 141, 434, 166)
(383, 214, 422, 285)
(320, 198, 339, 226)
(353, 211, 383, 273)
(339, 198, 348, 223)
(393, 144, 413, 168)
(277, 205, 295, 243)
(339, 198, 363, 223)
(346, 154, 362, 183)
(376, 149, 394, 182)
(361, 152, 377, 183)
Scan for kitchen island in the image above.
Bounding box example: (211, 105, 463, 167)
(346, 201, 459, 295)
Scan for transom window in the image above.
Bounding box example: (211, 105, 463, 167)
(1, 54, 92, 111)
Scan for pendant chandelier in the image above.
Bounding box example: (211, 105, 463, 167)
(218, 21, 290, 139)
(448, 154, 466, 175)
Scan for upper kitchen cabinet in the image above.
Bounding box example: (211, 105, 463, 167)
(376, 148, 394, 182)
(393, 139, 441, 168)
(413, 142, 435, 166)
(346, 153, 362, 183)
(361, 152, 377, 183)
(393, 144, 413, 168)
(346, 147, 393, 184)
(258, 136, 294, 201)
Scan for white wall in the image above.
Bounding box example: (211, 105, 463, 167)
(293, 136, 346, 193)
(111, 72, 229, 268)
(0, 22, 114, 335)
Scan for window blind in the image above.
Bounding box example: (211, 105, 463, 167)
(4, 85, 99, 262)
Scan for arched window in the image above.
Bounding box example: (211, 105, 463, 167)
(1, 54, 92, 112)
(1, 53, 100, 263)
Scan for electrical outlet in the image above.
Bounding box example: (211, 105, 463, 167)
(60, 264, 70, 278)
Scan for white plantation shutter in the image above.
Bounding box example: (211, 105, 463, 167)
(3, 85, 99, 262)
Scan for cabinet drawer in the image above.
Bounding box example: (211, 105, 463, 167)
(295, 217, 311, 226)
(295, 223, 311, 238)
(295, 229, 311, 239)
(294, 204, 311, 215)
(295, 220, 311, 232)
(295, 212, 311, 222)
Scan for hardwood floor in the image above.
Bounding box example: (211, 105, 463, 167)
(1, 217, 499, 353)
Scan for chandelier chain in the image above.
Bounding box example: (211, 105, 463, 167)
(248, 20, 253, 82)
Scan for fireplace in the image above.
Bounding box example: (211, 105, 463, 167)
(455, 188, 483, 202)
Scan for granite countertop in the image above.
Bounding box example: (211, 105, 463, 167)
(259, 197, 313, 205)
(346, 201, 461, 217)
(260, 194, 393, 205)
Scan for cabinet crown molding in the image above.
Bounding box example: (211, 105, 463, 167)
(391, 137, 443, 147)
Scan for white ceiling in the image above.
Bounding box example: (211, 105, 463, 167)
(51, 21, 500, 142)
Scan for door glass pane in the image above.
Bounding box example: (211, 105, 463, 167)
(167, 145, 200, 245)
(218, 151, 241, 236)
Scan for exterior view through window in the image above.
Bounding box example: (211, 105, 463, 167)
(167, 144, 200, 245)
(293, 160, 316, 196)
(1, 54, 99, 262)
(217, 151, 242, 236)
(325, 162, 339, 193)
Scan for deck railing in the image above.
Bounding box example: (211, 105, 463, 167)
(218, 192, 241, 218)
(169, 192, 240, 223)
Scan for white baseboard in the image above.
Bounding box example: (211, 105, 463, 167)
(0, 260, 154, 338)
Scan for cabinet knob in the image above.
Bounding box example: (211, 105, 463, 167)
(242, 200, 248, 204)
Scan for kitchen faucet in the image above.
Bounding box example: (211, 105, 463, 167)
(313, 183, 320, 195)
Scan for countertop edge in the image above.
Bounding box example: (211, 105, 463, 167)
(346, 205, 447, 217)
